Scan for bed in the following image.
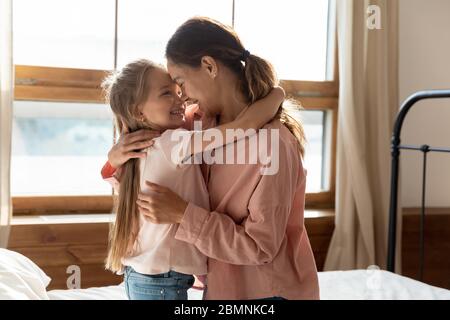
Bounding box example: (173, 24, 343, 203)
(46, 270, 450, 300)
(1, 248, 449, 300)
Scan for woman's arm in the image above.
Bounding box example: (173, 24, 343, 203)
(185, 86, 285, 156)
(137, 135, 301, 265)
(216, 86, 285, 135)
(102, 104, 203, 180)
(101, 129, 160, 188)
(104, 89, 283, 169)
(107, 129, 159, 169)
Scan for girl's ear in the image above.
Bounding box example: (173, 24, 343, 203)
(136, 112, 146, 123)
(201, 56, 218, 79)
(132, 107, 144, 122)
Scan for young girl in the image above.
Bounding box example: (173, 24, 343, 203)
(101, 58, 284, 300)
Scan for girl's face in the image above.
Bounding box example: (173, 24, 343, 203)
(167, 59, 221, 116)
(138, 67, 186, 130)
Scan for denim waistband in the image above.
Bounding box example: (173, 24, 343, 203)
(124, 266, 192, 279)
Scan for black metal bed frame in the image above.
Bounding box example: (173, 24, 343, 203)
(387, 89, 450, 280)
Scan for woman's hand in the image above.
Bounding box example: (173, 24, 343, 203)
(108, 129, 160, 169)
(136, 181, 188, 224)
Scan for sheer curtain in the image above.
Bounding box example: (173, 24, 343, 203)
(0, 0, 14, 248)
(324, 0, 401, 271)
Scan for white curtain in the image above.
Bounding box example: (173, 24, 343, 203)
(324, 0, 401, 271)
(0, 0, 14, 248)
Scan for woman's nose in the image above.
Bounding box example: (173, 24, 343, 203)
(180, 88, 189, 102)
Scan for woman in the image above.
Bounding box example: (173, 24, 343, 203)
(103, 17, 319, 300)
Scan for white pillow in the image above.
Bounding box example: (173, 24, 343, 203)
(0, 248, 51, 300)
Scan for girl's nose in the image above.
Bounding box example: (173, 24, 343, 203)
(174, 91, 188, 107)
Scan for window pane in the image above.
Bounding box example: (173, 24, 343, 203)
(12, 101, 113, 196)
(117, 0, 233, 67)
(234, 0, 330, 81)
(13, 0, 115, 69)
(291, 109, 325, 192)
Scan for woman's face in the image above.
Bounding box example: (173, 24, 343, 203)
(167, 59, 220, 116)
(138, 67, 186, 130)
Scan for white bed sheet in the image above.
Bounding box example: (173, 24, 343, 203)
(46, 270, 450, 300)
(318, 270, 449, 300)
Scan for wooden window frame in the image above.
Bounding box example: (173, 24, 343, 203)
(13, 7, 338, 214)
(281, 81, 338, 209)
(14, 65, 108, 103)
(13, 65, 113, 216)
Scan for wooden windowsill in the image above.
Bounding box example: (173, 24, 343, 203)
(11, 213, 114, 225)
(304, 209, 335, 219)
(11, 209, 335, 226)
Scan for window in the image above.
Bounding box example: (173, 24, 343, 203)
(13, 0, 116, 69)
(12, 101, 113, 196)
(117, 0, 233, 67)
(13, 0, 337, 214)
(234, 0, 331, 81)
(295, 110, 329, 192)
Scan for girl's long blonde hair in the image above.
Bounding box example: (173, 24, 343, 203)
(166, 16, 306, 157)
(102, 59, 158, 272)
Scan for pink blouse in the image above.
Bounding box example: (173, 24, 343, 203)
(175, 117, 320, 300)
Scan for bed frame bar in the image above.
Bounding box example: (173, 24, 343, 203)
(387, 89, 450, 279)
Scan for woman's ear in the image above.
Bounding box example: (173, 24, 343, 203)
(201, 56, 218, 79)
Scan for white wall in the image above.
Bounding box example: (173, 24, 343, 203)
(399, 0, 450, 207)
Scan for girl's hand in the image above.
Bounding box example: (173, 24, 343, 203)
(108, 129, 160, 169)
(136, 181, 188, 224)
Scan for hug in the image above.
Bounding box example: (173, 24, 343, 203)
(100, 16, 319, 300)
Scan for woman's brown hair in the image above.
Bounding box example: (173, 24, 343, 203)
(165, 16, 306, 157)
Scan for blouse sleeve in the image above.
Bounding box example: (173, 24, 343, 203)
(174, 136, 304, 265)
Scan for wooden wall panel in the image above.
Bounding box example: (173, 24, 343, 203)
(306, 215, 334, 271)
(401, 212, 450, 289)
(9, 223, 110, 247)
(7, 216, 334, 290)
(8, 223, 122, 290)
(7, 211, 449, 291)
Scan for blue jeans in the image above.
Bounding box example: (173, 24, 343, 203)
(124, 266, 195, 300)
